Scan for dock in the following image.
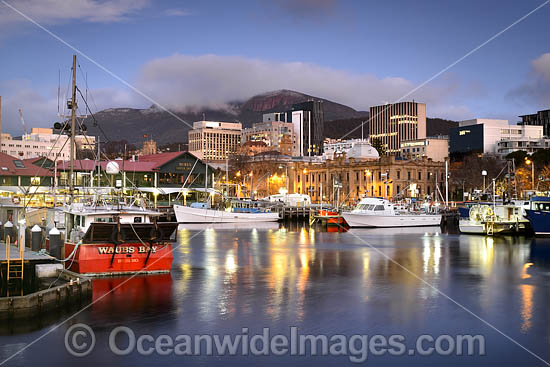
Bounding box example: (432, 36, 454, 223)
(0, 243, 52, 262)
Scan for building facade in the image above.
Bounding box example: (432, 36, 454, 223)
(188, 121, 242, 162)
(241, 120, 296, 153)
(369, 102, 427, 155)
(0, 128, 96, 160)
(323, 138, 380, 161)
(519, 109, 550, 136)
(497, 137, 550, 155)
(450, 119, 543, 156)
(400, 136, 449, 162)
(142, 139, 157, 155)
(291, 101, 324, 156)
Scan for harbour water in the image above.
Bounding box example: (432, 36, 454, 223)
(1, 223, 550, 366)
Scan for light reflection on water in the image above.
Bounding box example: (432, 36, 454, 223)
(2, 224, 550, 366)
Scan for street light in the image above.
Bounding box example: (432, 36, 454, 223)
(365, 169, 372, 196)
(482, 170, 487, 193)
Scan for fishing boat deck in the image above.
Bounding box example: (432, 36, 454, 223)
(0, 243, 52, 262)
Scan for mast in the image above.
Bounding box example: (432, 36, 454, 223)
(69, 54, 77, 204)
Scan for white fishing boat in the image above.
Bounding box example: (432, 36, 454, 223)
(459, 203, 529, 235)
(342, 197, 442, 228)
(174, 202, 279, 223)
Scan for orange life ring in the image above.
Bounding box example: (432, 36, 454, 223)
(12, 196, 20, 204)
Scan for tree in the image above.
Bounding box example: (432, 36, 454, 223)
(505, 150, 528, 167)
(370, 137, 386, 155)
(531, 149, 550, 167)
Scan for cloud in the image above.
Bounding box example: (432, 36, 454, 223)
(135, 53, 472, 120)
(507, 53, 550, 106)
(0, 0, 150, 25)
(163, 8, 191, 17)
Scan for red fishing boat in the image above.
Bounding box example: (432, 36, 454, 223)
(63, 205, 178, 276)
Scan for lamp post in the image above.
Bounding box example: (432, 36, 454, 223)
(482, 170, 487, 193)
(525, 158, 535, 190)
(365, 169, 371, 197)
(249, 172, 253, 199)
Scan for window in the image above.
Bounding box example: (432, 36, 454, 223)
(418, 172, 422, 180)
(13, 160, 25, 168)
(374, 205, 385, 211)
(408, 171, 411, 180)
(134, 217, 142, 223)
(31, 177, 40, 185)
(397, 171, 400, 179)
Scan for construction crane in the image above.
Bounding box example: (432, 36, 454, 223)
(18, 108, 28, 136)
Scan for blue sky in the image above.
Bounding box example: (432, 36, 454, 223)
(0, 0, 549, 134)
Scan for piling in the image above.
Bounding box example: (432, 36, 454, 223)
(49, 227, 62, 260)
(4, 221, 13, 243)
(18, 219, 26, 248)
(31, 225, 42, 252)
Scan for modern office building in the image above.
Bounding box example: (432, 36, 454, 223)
(241, 120, 296, 154)
(188, 121, 242, 161)
(291, 100, 324, 156)
(400, 136, 449, 162)
(450, 119, 543, 156)
(369, 101, 427, 155)
(519, 109, 550, 136)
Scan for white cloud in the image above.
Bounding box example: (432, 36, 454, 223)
(135, 53, 467, 119)
(163, 8, 191, 17)
(532, 53, 550, 81)
(508, 53, 550, 106)
(0, 0, 150, 25)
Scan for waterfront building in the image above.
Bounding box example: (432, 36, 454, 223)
(0, 128, 95, 160)
(369, 101, 427, 155)
(400, 136, 449, 162)
(241, 120, 296, 153)
(450, 119, 543, 156)
(188, 121, 242, 162)
(243, 153, 445, 205)
(57, 151, 214, 189)
(519, 109, 550, 136)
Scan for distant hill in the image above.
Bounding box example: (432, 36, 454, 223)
(86, 90, 456, 145)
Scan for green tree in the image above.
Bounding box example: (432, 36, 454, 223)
(370, 137, 386, 155)
(505, 150, 528, 167)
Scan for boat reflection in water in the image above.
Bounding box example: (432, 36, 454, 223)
(91, 274, 174, 320)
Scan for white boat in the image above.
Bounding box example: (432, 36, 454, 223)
(174, 203, 280, 223)
(459, 204, 529, 235)
(342, 197, 442, 228)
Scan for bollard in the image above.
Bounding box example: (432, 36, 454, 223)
(4, 221, 13, 243)
(32, 225, 42, 252)
(49, 227, 62, 259)
(18, 219, 26, 248)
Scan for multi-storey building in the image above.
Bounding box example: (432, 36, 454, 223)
(400, 136, 449, 162)
(241, 120, 296, 154)
(450, 119, 543, 156)
(369, 101, 427, 155)
(0, 128, 95, 160)
(142, 138, 157, 155)
(291, 100, 324, 156)
(188, 121, 242, 162)
(519, 109, 550, 136)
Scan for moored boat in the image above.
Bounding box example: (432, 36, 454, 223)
(524, 197, 550, 236)
(173, 202, 279, 223)
(342, 197, 442, 228)
(63, 204, 178, 276)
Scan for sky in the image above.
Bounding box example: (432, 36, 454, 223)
(0, 0, 549, 134)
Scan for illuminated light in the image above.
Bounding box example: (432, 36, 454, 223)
(459, 130, 471, 136)
(521, 262, 533, 279)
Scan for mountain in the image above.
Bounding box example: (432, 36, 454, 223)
(86, 90, 368, 144)
(86, 90, 457, 145)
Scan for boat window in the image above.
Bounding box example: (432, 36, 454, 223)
(134, 217, 142, 223)
(536, 203, 550, 211)
(367, 205, 375, 210)
(374, 205, 385, 211)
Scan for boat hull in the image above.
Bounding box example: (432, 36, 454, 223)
(526, 209, 550, 236)
(342, 212, 441, 228)
(174, 204, 280, 223)
(65, 242, 173, 276)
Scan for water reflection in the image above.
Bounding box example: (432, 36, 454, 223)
(5, 224, 550, 366)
